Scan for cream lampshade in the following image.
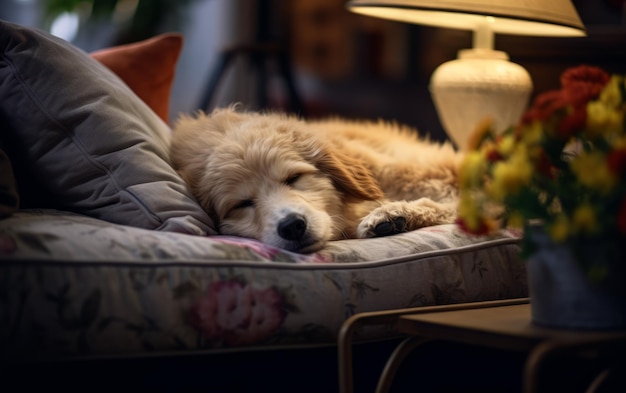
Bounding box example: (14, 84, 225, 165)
(346, 0, 586, 150)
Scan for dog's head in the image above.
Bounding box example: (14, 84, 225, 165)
(171, 107, 383, 253)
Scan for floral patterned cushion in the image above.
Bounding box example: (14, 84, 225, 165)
(0, 210, 527, 361)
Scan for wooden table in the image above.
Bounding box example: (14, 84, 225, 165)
(338, 298, 626, 393)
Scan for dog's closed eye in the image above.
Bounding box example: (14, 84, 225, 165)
(234, 199, 255, 209)
(224, 199, 254, 220)
(284, 173, 302, 186)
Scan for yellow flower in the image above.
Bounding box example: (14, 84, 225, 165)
(572, 203, 598, 235)
(506, 211, 525, 229)
(466, 117, 494, 151)
(569, 151, 617, 193)
(457, 66, 626, 279)
(520, 121, 543, 145)
(458, 151, 487, 189)
(613, 136, 626, 150)
(549, 215, 569, 243)
(458, 192, 482, 231)
(488, 146, 533, 201)
(497, 134, 516, 157)
(586, 100, 624, 138)
(585, 75, 624, 138)
(599, 75, 624, 108)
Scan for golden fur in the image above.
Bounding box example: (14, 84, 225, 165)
(170, 107, 462, 253)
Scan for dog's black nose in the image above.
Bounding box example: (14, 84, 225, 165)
(277, 213, 307, 241)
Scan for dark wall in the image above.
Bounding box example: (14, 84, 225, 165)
(275, 0, 626, 142)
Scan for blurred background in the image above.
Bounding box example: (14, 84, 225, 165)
(2, 0, 625, 142)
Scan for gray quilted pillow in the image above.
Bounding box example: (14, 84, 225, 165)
(0, 20, 215, 235)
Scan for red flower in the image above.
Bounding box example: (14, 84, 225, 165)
(607, 148, 626, 175)
(486, 147, 503, 162)
(456, 217, 491, 236)
(560, 65, 610, 104)
(556, 105, 587, 139)
(522, 90, 568, 124)
(521, 65, 610, 127)
(535, 148, 555, 179)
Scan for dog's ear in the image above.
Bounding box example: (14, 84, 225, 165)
(308, 144, 384, 201)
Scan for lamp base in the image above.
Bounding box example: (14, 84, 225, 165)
(430, 48, 532, 150)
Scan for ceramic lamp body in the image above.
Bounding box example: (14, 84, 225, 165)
(430, 49, 532, 150)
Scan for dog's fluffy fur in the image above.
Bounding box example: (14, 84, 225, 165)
(171, 107, 462, 253)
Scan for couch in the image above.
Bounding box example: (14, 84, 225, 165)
(0, 20, 528, 391)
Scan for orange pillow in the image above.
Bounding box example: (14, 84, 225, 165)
(90, 33, 183, 123)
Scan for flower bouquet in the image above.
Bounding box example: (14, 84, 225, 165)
(457, 65, 626, 283)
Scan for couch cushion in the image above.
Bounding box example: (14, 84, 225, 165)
(0, 20, 215, 235)
(90, 33, 183, 124)
(0, 210, 527, 360)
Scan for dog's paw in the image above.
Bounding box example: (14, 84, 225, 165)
(372, 216, 407, 237)
(356, 203, 410, 238)
(356, 199, 458, 239)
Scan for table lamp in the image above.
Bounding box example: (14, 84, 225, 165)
(346, 0, 586, 150)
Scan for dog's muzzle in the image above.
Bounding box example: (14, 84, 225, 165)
(277, 213, 307, 241)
